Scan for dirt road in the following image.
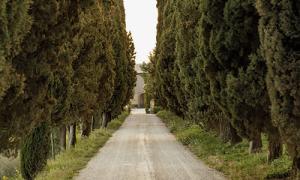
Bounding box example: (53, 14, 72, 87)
(75, 109, 225, 180)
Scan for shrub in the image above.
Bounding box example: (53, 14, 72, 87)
(177, 125, 202, 145)
(20, 123, 50, 180)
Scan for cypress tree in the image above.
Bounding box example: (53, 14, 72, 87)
(103, 0, 130, 126)
(256, 0, 300, 175)
(0, 1, 133, 177)
(122, 32, 137, 109)
(176, 0, 221, 135)
(142, 52, 156, 111)
(48, 1, 84, 150)
(20, 122, 50, 180)
(198, 0, 242, 144)
(214, 0, 282, 157)
(17, 1, 90, 178)
(153, 0, 166, 109)
(0, 0, 32, 153)
(0, 0, 88, 152)
(175, 0, 199, 105)
(155, 0, 185, 115)
(70, 0, 116, 136)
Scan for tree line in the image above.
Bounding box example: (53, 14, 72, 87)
(0, 0, 136, 179)
(143, 0, 299, 178)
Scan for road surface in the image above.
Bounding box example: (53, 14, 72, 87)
(75, 109, 225, 180)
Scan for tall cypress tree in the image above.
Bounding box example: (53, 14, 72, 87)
(176, 0, 221, 134)
(155, 0, 185, 115)
(92, 5, 116, 129)
(198, 0, 242, 144)
(0, 1, 133, 178)
(256, 0, 300, 176)
(175, 0, 199, 105)
(70, 0, 116, 136)
(222, 0, 282, 158)
(16, 1, 89, 178)
(122, 32, 137, 109)
(103, 0, 129, 126)
(1, 0, 61, 154)
(0, 0, 32, 153)
(142, 52, 156, 110)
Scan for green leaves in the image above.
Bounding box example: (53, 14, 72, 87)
(21, 123, 50, 180)
(0, 0, 135, 157)
(152, 0, 299, 175)
(0, 0, 32, 153)
(257, 0, 300, 176)
(104, 1, 135, 121)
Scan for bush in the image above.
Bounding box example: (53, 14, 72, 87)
(21, 123, 50, 180)
(177, 125, 202, 145)
(152, 106, 162, 114)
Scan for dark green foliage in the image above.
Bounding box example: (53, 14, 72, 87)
(175, 0, 201, 103)
(0, 0, 134, 177)
(70, 0, 116, 136)
(149, 0, 242, 145)
(152, 0, 288, 163)
(221, 0, 265, 142)
(197, 0, 276, 150)
(0, 0, 32, 153)
(21, 123, 50, 180)
(256, 0, 300, 176)
(123, 32, 137, 108)
(104, 0, 136, 124)
(146, 0, 298, 176)
(141, 52, 156, 110)
(155, 0, 184, 115)
(0, 0, 86, 153)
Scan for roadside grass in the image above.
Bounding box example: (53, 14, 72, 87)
(5, 111, 129, 180)
(35, 111, 129, 180)
(157, 110, 292, 180)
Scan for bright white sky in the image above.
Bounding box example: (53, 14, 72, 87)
(124, 0, 158, 64)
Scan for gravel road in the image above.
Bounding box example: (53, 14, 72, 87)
(75, 109, 225, 180)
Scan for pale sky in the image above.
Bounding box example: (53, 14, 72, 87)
(124, 0, 158, 64)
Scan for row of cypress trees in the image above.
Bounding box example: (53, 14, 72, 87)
(0, 0, 136, 179)
(145, 0, 299, 177)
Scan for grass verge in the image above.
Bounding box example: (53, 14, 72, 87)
(31, 111, 129, 180)
(157, 110, 292, 180)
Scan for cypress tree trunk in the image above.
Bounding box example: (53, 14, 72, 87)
(101, 112, 111, 128)
(59, 126, 66, 151)
(257, 0, 300, 176)
(229, 124, 242, 145)
(93, 112, 102, 129)
(219, 120, 242, 145)
(292, 157, 300, 179)
(50, 132, 55, 159)
(20, 123, 50, 180)
(69, 123, 76, 147)
(267, 131, 282, 162)
(91, 116, 95, 131)
(219, 120, 231, 143)
(101, 113, 107, 128)
(249, 132, 262, 153)
(81, 119, 91, 137)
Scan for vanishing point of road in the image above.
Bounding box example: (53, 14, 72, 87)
(75, 109, 225, 180)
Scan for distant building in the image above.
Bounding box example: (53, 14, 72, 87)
(131, 64, 145, 108)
